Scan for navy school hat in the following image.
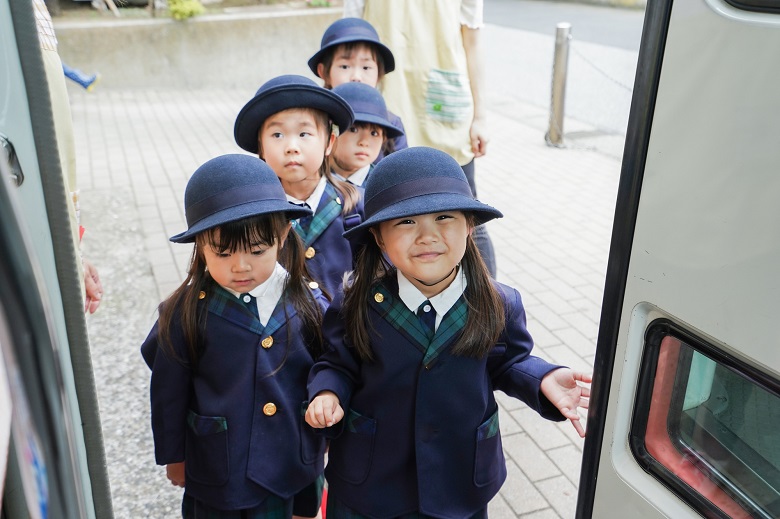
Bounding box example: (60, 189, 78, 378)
(308, 17, 395, 76)
(332, 82, 403, 139)
(170, 154, 313, 243)
(234, 75, 355, 154)
(343, 147, 503, 243)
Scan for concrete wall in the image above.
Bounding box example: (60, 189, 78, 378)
(55, 8, 341, 89)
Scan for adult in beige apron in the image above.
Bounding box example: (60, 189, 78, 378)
(355, 0, 497, 276)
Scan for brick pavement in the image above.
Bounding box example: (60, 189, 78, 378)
(71, 86, 620, 518)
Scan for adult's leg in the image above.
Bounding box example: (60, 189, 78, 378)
(461, 160, 497, 278)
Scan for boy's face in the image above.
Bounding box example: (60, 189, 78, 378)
(259, 108, 334, 194)
(331, 124, 384, 176)
(319, 43, 380, 88)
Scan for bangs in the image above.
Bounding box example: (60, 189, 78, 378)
(340, 42, 383, 71)
(197, 213, 287, 253)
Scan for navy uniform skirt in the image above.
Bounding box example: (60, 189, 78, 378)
(182, 494, 291, 519)
(325, 494, 487, 519)
(181, 474, 324, 519)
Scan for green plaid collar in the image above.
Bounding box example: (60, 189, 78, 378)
(207, 284, 294, 337)
(370, 281, 467, 365)
(293, 183, 342, 246)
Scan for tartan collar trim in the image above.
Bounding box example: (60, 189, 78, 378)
(207, 283, 294, 336)
(293, 182, 342, 245)
(370, 280, 467, 365)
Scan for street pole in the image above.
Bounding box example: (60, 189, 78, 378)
(546, 23, 572, 148)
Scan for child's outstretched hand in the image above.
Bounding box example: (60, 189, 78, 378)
(166, 462, 185, 487)
(306, 391, 344, 428)
(540, 368, 592, 438)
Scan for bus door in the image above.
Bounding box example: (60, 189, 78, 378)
(576, 0, 780, 517)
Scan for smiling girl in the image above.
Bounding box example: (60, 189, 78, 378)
(305, 147, 591, 519)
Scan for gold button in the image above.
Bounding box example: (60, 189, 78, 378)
(308, 281, 319, 290)
(198, 291, 206, 300)
(263, 403, 277, 416)
(374, 292, 384, 303)
(261, 336, 273, 349)
(305, 247, 316, 259)
(336, 197, 342, 205)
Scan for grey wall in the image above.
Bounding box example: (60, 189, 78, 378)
(55, 8, 340, 89)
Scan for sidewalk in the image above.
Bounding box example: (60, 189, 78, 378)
(72, 84, 620, 517)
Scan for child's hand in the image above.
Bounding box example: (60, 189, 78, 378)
(540, 368, 592, 438)
(306, 391, 344, 428)
(166, 462, 185, 487)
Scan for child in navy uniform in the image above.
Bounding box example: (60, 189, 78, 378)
(329, 82, 403, 187)
(305, 147, 591, 519)
(235, 75, 362, 298)
(141, 154, 327, 518)
(308, 17, 407, 161)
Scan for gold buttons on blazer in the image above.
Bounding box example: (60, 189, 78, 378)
(263, 403, 277, 416)
(261, 336, 273, 349)
(305, 247, 316, 259)
(198, 291, 206, 300)
(374, 292, 384, 303)
(308, 281, 319, 290)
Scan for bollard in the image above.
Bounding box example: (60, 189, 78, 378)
(545, 23, 572, 148)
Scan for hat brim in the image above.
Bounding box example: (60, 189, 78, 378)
(342, 194, 503, 243)
(170, 201, 312, 243)
(353, 112, 404, 139)
(308, 38, 395, 76)
(234, 85, 354, 154)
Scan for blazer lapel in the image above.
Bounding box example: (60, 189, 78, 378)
(207, 284, 265, 335)
(293, 183, 342, 246)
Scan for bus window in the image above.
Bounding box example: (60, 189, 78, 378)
(723, 0, 780, 14)
(630, 323, 780, 519)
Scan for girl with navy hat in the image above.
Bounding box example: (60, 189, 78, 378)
(329, 82, 403, 187)
(141, 154, 328, 518)
(235, 74, 363, 299)
(305, 147, 591, 519)
(308, 17, 407, 161)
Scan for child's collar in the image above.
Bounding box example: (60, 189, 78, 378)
(396, 268, 467, 318)
(286, 175, 327, 210)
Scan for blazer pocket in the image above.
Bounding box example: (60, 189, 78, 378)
(329, 408, 376, 485)
(300, 402, 326, 465)
(474, 407, 503, 488)
(185, 410, 229, 486)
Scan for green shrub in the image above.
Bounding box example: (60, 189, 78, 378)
(168, 0, 204, 20)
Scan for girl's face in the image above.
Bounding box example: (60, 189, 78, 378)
(202, 226, 289, 293)
(259, 108, 334, 195)
(319, 43, 380, 88)
(373, 211, 471, 298)
(331, 124, 384, 177)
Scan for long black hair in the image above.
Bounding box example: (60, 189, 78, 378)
(157, 213, 326, 368)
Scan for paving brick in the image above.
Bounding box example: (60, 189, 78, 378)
(535, 475, 579, 519)
(547, 445, 585, 487)
(502, 432, 561, 482)
(499, 459, 550, 515)
(510, 407, 571, 451)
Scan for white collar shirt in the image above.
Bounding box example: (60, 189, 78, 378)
(396, 268, 467, 331)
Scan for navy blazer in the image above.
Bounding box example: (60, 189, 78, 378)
(307, 278, 564, 519)
(141, 282, 328, 510)
(295, 182, 364, 297)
